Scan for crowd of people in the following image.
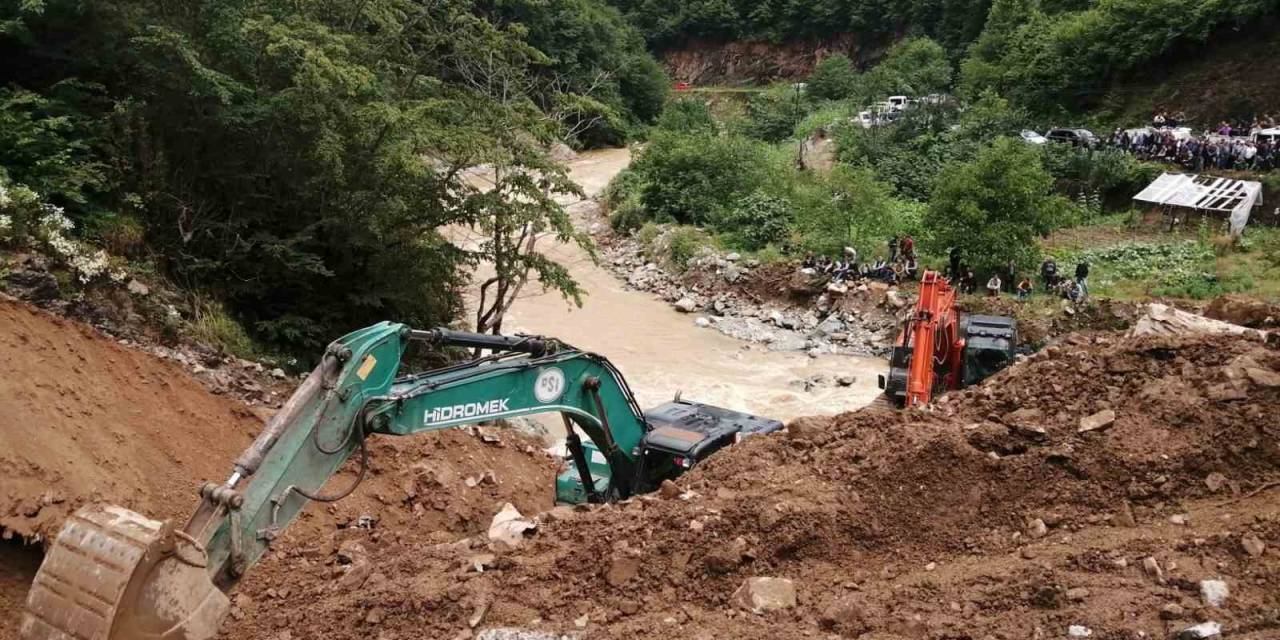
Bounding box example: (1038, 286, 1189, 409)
(800, 235, 920, 285)
(942, 252, 1090, 303)
(1104, 111, 1280, 172)
(799, 238, 1092, 304)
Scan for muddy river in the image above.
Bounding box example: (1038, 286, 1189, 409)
(460, 148, 886, 428)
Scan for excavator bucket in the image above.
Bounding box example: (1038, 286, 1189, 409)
(21, 504, 229, 640)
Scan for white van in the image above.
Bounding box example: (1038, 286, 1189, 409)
(886, 96, 909, 112)
(1254, 128, 1280, 144)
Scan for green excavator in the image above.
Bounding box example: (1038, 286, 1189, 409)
(21, 324, 781, 640)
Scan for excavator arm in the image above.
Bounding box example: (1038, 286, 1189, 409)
(22, 324, 657, 640)
(879, 271, 1019, 407)
(880, 271, 964, 407)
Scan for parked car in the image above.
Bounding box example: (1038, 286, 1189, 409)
(886, 96, 909, 112)
(1045, 128, 1098, 148)
(1020, 130, 1048, 145)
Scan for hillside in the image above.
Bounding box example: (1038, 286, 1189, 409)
(1100, 18, 1280, 129)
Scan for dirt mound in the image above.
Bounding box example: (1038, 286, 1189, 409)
(227, 331, 1280, 639)
(964, 296, 1138, 346)
(1205, 294, 1280, 329)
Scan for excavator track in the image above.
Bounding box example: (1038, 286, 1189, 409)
(21, 505, 167, 640)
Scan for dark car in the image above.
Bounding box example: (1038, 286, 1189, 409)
(1045, 128, 1098, 148)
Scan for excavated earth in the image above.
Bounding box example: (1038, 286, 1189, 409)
(226, 332, 1280, 640)
(0, 298, 558, 640)
(2, 293, 1279, 640)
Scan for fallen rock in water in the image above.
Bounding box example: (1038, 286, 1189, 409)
(488, 503, 537, 548)
(674, 297, 697, 313)
(1078, 409, 1116, 433)
(731, 577, 797, 614)
(1200, 579, 1229, 607)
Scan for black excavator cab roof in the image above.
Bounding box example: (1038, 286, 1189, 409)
(960, 314, 1018, 387)
(640, 400, 783, 463)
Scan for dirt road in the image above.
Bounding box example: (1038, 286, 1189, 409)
(464, 148, 885, 425)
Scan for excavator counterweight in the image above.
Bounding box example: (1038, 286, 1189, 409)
(22, 325, 780, 640)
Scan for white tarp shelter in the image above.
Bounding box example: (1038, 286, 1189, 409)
(1132, 172, 1263, 237)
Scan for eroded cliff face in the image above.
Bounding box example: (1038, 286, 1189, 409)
(659, 34, 890, 84)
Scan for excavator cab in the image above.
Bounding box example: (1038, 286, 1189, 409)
(555, 400, 783, 503)
(636, 400, 782, 483)
(958, 314, 1018, 387)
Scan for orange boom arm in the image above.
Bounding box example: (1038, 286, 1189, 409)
(902, 271, 965, 406)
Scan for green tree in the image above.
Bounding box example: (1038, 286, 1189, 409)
(798, 165, 893, 255)
(631, 131, 770, 225)
(0, 0, 619, 355)
(807, 53, 860, 101)
(924, 138, 1068, 272)
(742, 84, 810, 142)
(865, 36, 953, 100)
(718, 191, 792, 250)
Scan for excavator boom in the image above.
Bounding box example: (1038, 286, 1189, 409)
(23, 324, 780, 640)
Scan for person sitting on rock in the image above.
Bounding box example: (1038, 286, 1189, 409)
(986, 274, 1002, 298)
(905, 256, 919, 280)
(801, 252, 816, 269)
(959, 269, 977, 294)
(900, 235, 916, 261)
(832, 258, 851, 282)
(1017, 278, 1033, 300)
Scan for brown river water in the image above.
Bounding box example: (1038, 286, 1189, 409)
(458, 148, 886, 431)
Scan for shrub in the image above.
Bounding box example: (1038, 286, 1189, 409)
(718, 191, 793, 250)
(657, 98, 717, 133)
(807, 54, 860, 101)
(603, 167, 645, 208)
(631, 131, 771, 225)
(742, 85, 811, 142)
(609, 195, 647, 233)
(190, 298, 258, 358)
(665, 226, 709, 270)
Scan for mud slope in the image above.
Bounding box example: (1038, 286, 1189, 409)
(0, 297, 262, 539)
(229, 332, 1280, 639)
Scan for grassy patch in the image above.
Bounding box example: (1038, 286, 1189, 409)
(189, 299, 258, 358)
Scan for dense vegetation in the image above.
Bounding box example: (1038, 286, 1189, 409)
(604, 34, 1222, 280)
(605, 0, 993, 55)
(613, 0, 1279, 117)
(0, 0, 666, 356)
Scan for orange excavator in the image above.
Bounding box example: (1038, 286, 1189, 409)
(878, 270, 1018, 407)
